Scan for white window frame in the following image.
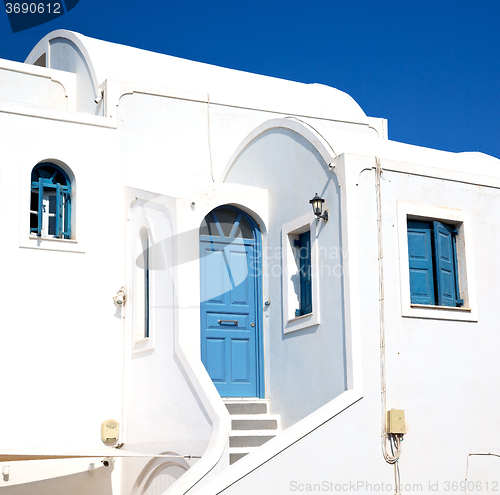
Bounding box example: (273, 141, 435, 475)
(131, 218, 155, 354)
(134, 227, 151, 343)
(281, 212, 320, 333)
(397, 202, 477, 322)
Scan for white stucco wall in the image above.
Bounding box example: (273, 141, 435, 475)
(114, 89, 380, 199)
(0, 106, 122, 491)
(119, 191, 214, 495)
(0, 59, 75, 110)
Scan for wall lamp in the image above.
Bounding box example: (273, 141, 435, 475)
(113, 287, 127, 308)
(309, 193, 329, 221)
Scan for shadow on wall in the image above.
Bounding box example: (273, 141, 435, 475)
(0, 466, 112, 495)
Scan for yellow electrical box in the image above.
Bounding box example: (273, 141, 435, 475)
(387, 409, 406, 434)
(101, 419, 119, 445)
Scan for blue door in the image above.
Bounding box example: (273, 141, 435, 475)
(200, 207, 263, 398)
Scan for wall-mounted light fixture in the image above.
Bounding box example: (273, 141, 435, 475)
(113, 288, 127, 308)
(309, 193, 329, 221)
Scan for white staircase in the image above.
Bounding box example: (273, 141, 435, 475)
(224, 399, 281, 464)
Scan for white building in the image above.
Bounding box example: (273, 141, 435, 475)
(0, 30, 499, 495)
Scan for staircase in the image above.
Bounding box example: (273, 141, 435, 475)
(224, 399, 281, 464)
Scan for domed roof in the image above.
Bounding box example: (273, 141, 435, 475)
(26, 30, 367, 122)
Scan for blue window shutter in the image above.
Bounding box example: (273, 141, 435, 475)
(55, 183, 62, 238)
(451, 228, 463, 307)
(407, 221, 434, 305)
(433, 221, 459, 307)
(299, 230, 312, 315)
(30, 182, 39, 234)
(37, 177, 44, 236)
(64, 192, 71, 239)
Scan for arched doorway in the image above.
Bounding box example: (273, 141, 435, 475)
(141, 464, 187, 495)
(200, 206, 263, 398)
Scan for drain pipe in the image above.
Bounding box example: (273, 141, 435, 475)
(376, 158, 402, 492)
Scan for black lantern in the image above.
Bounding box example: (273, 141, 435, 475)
(309, 193, 328, 221)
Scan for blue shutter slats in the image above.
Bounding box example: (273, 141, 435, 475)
(62, 192, 71, 238)
(433, 221, 455, 306)
(433, 221, 461, 307)
(407, 221, 434, 305)
(451, 229, 463, 307)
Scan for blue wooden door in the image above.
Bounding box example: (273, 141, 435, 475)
(200, 207, 263, 398)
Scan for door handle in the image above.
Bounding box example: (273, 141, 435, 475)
(218, 319, 239, 325)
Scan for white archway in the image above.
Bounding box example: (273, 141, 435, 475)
(220, 117, 337, 183)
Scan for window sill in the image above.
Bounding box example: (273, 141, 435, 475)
(20, 235, 84, 253)
(410, 304, 472, 311)
(284, 311, 319, 334)
(29, 235, 77, 243)
(288, 312, 313, 322)
(132, 337, 155, 355)
(403, 304, 477, 322)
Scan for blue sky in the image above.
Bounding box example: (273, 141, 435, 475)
(1, 0, 499, 159)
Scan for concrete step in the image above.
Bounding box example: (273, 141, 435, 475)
(223, 399, 281, 465)
(224, 399, 269, 415)
(228, 447, 259, 464)
(231, 416, 279, 431)
(229, 433, 276, 448)
(229, 452, 250, 464)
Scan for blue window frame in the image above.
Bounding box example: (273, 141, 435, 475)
(407, 220, 463, 307)
(294, 230, 312, 316)
(30, 164, 72, 239)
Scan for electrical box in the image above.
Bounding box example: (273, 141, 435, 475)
(101, 419, 119, 445)
(387, 409, 406, 434)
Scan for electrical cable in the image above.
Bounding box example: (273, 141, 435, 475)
(376, 157, 403, 495)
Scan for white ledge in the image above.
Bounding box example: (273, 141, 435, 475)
(410, 304, 472, 312)
(20, 236, 85, 254)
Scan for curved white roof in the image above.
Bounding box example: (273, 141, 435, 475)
(26, 30, 367, 122)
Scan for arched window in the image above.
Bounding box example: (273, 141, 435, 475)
(30, 163, 72, 239)
(135, 228, 150, 340)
